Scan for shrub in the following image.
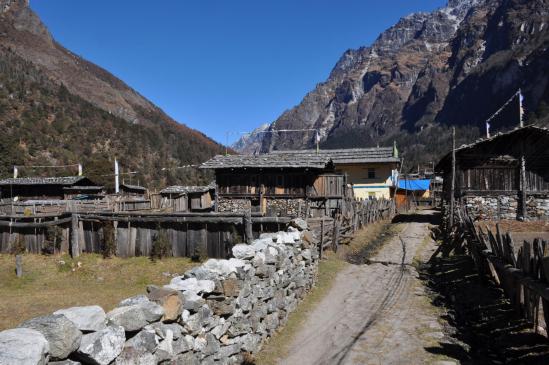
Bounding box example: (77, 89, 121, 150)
(102, 221, 116, 258)
(150, 225, 170, 261)
(43, 225, 63, 255)
(10, 236, 26, 255)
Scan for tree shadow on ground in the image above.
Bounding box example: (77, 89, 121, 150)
(422, 255, 549, 364)
(391, 210, 441, 225)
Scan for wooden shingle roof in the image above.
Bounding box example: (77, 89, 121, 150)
(0, 176, 91, 186)
(200, 153, 332, 170)
(272, 147, 400, 164)
(160, 183, 215, 195)
(435, 125, 549, 172)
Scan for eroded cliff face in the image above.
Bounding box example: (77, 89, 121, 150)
(236, 0, 549, 164)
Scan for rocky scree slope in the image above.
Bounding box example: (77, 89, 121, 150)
(0, 0, 225, 187)
(236, 0, 549, 167)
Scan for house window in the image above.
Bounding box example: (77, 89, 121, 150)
(368, 168, 376, 179)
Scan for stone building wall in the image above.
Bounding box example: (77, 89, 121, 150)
(0, 222, 318, 364)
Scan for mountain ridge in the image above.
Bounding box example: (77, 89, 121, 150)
(234, 0, 549, 169)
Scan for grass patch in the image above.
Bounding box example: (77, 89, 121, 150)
(346, 221, 404, 264)
(254, 251, 348, 365)
(0, 253, 197, 330)
(255, 220, 400, 364)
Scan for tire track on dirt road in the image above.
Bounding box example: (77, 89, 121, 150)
(280, 211, 447, 365)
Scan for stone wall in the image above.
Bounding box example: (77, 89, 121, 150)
(463, 195, 519, 220)
(0, 221, 318, 365)
(462, 194, 549, 221)
(266, 198, 305, 218)
(218, 197, 306, 218)
(217, 198, 251, 213)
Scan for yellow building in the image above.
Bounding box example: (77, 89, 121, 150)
(272, 146, 401, 200)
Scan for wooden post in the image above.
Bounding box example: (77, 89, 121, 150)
(319, 219, 324, 259)
(520, 151, 527, 220)
(450, 127, 456, 228)
(70, 213, 80, 258)
(15, 254, 22, 277)
(244, 210, 253, 244)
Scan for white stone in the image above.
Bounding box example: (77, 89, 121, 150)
(77, 325, 125, 365)
(107, 305, 148, 332)
(0, 328, 49, 365)
(201, 258, 246, 277)
(232, 244, 257, 259)
(156, 329, 173, 355)
(54, 305, 107, 332)
(165, 277, 215, 294)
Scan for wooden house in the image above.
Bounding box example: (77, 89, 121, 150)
(436, 125, 549, 220)
(200, 152, 346, 217)
(159, 184, 215, 212)
(0, 176, 102, 201)
(272, 146, 400, 200)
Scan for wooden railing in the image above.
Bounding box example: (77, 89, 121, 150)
(307, 198, 396, 257)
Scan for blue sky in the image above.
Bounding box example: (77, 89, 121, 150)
(31, 0, 446, 145)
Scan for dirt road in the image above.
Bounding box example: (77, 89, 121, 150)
(280, 211, 452, 365)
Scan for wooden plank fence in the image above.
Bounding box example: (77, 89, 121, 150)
(438, 206, 549, 336)
(0, 212, 291, 259)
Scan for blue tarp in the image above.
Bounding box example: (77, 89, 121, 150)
(397, 179, 430, 191)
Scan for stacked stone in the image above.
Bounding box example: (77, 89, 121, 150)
(217, 198, 252, 213)
(527, 194, 549, 219)
(0, 219, 318, 365)
(464, 195, 518, 220)
(265, 198, 306, 218)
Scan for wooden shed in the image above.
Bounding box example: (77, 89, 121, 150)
(200, 152, 346, 217)
(436, 125, 549, 220)
(119, 183, 148, 198)
(160, 184, 215, 212)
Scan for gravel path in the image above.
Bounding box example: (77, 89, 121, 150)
(280, 211, 450, 365)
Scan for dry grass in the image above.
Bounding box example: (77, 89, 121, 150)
(477, 219, 549, 233)
(0, 253, 197, 330)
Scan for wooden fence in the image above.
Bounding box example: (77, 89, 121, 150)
(0, 212, 291, 259)
(438, 206, 549, 335)
(307, 198, 396, 258)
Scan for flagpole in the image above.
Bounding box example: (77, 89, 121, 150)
(519, 88, 524, 128)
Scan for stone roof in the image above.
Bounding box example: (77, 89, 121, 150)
(200, 152, 332, 170)
(0, 176, 90, 186)
(160, 183, 215, 195)
(272, 147, 400, 164)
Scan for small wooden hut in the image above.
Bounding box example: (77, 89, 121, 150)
(200, 152, 346, 217)
(160, 184, 215, 212)
(436, 125, 549, 220)
(119, 183, 148, 199)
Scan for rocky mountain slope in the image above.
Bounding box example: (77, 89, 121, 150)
(0, 0, 225, 187)
(235, 0, 549, 168)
